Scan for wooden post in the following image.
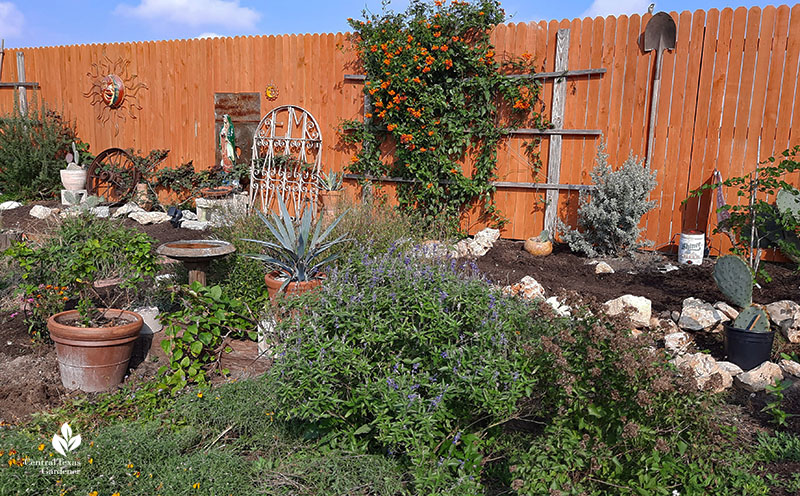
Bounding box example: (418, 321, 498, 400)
(0, 40, 5, 82)
(543, 29, 570, 239)
(16, 51, 26, 114)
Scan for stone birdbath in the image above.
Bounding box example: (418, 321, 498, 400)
(156, 240, 235, 286)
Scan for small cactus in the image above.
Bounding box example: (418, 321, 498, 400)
(713, 254, 753, 308)
(732, 305, 770, 333)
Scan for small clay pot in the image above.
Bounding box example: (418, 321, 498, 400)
(264, 271, 324, 299)
(524, 237, 553, 257)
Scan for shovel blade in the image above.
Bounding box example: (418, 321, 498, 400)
(644, 12, 676, 52)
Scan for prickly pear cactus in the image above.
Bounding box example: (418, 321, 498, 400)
(713, 255, 753, 308)
(732, 304, 770, 333)
(776, 188, 800, 216)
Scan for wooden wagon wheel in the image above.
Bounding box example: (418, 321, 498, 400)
(86, 148, 140, 205)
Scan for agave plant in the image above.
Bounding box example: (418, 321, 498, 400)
(243, 194, 349, 292)
(318, 169, 344, 191)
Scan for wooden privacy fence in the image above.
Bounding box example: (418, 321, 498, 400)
(0, 5, 798, 255)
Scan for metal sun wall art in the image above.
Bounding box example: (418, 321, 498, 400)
(84, 56, 147, 136)
(265, 84, 279, 101)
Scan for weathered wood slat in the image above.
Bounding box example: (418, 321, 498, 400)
(543, 29, 570, 238)
(342, 173, 595, 191)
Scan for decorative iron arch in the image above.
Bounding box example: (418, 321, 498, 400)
(249, 105, 322, 215)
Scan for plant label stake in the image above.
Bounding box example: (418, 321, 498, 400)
(643, 12, 676, 169)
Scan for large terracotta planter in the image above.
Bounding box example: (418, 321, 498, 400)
(47, 309, 143, 392)
(264, 270, 324, 299)
(60, 169, 87, 191)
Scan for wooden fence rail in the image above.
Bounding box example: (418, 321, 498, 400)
(0, 5, 798, 256)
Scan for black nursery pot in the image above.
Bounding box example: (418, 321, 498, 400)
(723, 323, 775, 371)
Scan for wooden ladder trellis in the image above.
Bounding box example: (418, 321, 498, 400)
(343, 28, 604, 237)
(0, 41, 41, 114)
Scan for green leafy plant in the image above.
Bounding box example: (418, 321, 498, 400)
(242, 194, 349, 292)
(559, 144, 657, 257)
(686, 145, 800, 279)
(158, 283, 258, 393)
(343, 0, 545, 231)
(0, 99, 80, 199)
(762, 378, 795, 427)
(5, 214, 158, 335)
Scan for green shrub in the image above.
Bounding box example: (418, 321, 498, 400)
(559, 144, 657, 257)
(269, 246, 537, 493)
(0, 99, 78, 199)
(511, 302, 766, 495)
(5, 214, 158, 338)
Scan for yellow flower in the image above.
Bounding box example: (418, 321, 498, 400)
(38, 444, 45, 451)
(197, 392, 203, 398)
(127, 462, 134, 469)
(89, 492, 98, 496)
(88, 457, 93, 464)
(112, 493, 121, 496)
(192, 482, 200, 489)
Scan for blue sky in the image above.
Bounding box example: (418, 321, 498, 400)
(0, 0, 786, 48)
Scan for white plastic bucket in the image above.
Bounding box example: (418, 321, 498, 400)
(678, 231, 705, 265)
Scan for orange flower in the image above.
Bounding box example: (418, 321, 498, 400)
(521, 51, 532, 61)
(370, 45, 378, 52)
(380, 43, 388, 51)
(407, 34, 414, 43)
(422, 67, 431, 73)
(350, 155, 359, 163)
(432, 45, 439, 51)
(428, 130, 434, 136)
(400, 133, 414, 143)
(387, 123, 397, 131)
(440, 45, 448, 51)
(408, 144, 416, 150)
(419, 147, 427, 152)
(378, 110, 387, 118)
(374, 101, 384, 107)
(452, 36, 460, 42)
(365, 113, 372, 118)
(426, 183, 432, 189)
(425, 55, 435, 65)
(369, 88, 378, 95)
(412, 77, 422, 84)
(444, 59, 453, 69)
(451, 168, 459, 174)
(388, 89, 395, 95)
(383, 58, 391, 65)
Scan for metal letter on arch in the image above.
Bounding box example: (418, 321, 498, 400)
(249, 105, 322, 216)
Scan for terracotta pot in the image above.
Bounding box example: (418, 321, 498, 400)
(318, 190, 342, 223)
(47, 309, 143, 392)
(60, 169, 87, 191)
(264, 270, 324, 300)
(524, 238, 553, 256)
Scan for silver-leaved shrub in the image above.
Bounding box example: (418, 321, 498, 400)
(559, 145, 657, 257)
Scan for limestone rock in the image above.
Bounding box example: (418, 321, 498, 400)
(664, 331, 692, 355)
(90, 206, 110, 218)
(671, 352, 732, 393)
(502, 276, 545, 300)
(180, 220, 210, 231)
(134, 306, 162, 334)
(595, 262, 614, 274)
(765, 300, 800, 343)
(455, 228, 500, 258)
(734, 361, 783, 392)
(678, 297, 722, 331)
(181, 209, 198, 221)
(0, 201, 22, 210)
(717, 361, 744, 377)
(713, 301, 739, 321)
(778, 359, 800, 378)
(129, 211, 170, 225)
(113, 202, 145, 218)
(29, 205, 54, 219)
(604, 295, 652, 328)
(544, 296, 571, 317)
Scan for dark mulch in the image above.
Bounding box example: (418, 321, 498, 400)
(0, 201, 209, 246)
(475, 239, 800, 314)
